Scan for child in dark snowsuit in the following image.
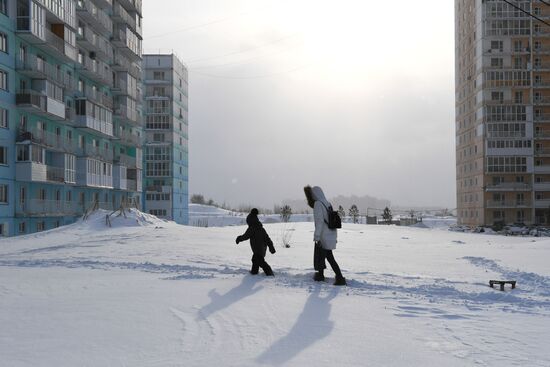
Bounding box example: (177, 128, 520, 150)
(235, 208, 276, 276)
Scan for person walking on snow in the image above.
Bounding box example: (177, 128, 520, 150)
(304, 185, 346, 286)
(236, 208, 276, 276)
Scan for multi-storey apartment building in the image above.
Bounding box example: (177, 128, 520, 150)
(455, 0, 550, 227)
(0, 0, 143, 237)
(142, 54, 188, 224)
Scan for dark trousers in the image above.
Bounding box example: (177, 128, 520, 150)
(251, 254, 273, 275)
(314, 244, 343, 278)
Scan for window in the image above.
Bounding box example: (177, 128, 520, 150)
(0, 184, 7, 203)
(491, 58, 503, 69)
(0, 146, 6, 165)
(36, 221, 45, 232)
(18, 222, 26, 234)
(0, 223, 5, 237)
(0, 0, 6, 16)
(0, 107, 6, 128)
(39, 188, 46, 201)
(0, 32, 7, 53)
(0, 69, 7, 91)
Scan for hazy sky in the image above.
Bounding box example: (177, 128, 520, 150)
(142, 0, 456, 209)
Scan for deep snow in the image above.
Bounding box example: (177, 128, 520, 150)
(0, 210, 549, 366)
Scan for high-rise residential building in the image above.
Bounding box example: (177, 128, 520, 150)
(0, 0, 143, 237)
(142, 54, 189, 224)
(455, 0, 550, 227)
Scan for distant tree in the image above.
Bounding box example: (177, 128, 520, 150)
(190, 194, 205, 204)
(207, 198, 215, 206)
(349, 205, 359, 224)
(382, 207, 393, 224)
(280, 205, 292, 223)
(337, 205, 346, 222)
(408, 209, 415, 219)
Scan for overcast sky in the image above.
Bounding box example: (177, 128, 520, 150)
(142, 0, 456, 209)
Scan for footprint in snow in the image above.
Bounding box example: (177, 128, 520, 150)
(452, 240, 466, 244)
(401, 237, 409, 240)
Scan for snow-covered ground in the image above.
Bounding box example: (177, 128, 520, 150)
(1, 209, 549, 366)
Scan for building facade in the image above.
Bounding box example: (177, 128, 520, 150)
(142, 54, 189, 224)
(0, 0, 143, 237)
(456, 0, 550, 226)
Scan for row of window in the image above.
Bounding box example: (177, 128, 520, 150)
(146, 193, 170, 201)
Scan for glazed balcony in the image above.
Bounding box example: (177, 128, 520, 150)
(114, 153, 138, 168)
(16, 18, 77, 63)
(76, 0, 112, 34)
(534, 165, 550, 174)
(75, 114, 114, 138)
(15, 162, 75, 185)
(75, 86, 114, 110)
(16, 91, 67, 121)
(76, 166, 114, 188)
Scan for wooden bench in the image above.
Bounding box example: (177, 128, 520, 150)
(489, 280, 516, 291)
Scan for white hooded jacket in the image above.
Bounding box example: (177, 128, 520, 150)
(312, 186, 337, 250)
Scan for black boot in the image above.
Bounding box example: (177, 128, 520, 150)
(313, 270, 325, 282)
(334, 275, 347, 286)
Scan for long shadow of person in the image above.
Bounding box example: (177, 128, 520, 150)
(256, 285, 338, 365)
(199, 275, 264, 319)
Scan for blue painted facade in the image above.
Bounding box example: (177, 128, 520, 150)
(0, 0, 144, 237)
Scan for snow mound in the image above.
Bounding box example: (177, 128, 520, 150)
(80, 208, 171, 229)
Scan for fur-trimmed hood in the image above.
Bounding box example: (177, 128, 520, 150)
(304, 185, 331, 209)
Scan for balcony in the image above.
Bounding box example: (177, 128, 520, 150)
(486, 200, 530, 208)
(113, 2, 140, 36)
(16, 162, 74, 184)
(118, 0, 142, 15)
(485, 183, 532, 192)
(77, 28, 114, 63)
(534, 165, 550, 173)
(75, 86, 114, 110)
(78, 57, 113, 86)
(534, 80, 550, 88)
(534, 114, 550, 122)
(113, 129, 142, 146)
(16, 18, 77, 63)
(16, 91, 67, 121)
(534, 97, 550, 105)
(93, 0, 113, 8)
(75, 115, 114, 138)
(114, 153, 137, 168)
(111, 54, 141, 78)
(76, 0, 112, 34)
(112, 26, 142, 61)
(113, 164, 127, 190)
(114, 105, 140, 125)
(535, 199, 550, 208)
(534, 182, 550, 191)
(16, 130, 76, 154)
(16, 200, 80, 217)
(535, 148, 550, 156)
(76, 144, 114, 162)
(76, 158, 114, 188)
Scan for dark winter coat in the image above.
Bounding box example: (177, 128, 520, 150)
(236, 213, 275, 257)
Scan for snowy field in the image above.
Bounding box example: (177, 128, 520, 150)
(1, 209, 549, 366)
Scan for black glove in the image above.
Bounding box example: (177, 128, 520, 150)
(269, 247, 276, 254)
(235, 237, 240, 244)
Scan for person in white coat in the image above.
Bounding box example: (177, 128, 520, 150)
(304, 185, 346, 286)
